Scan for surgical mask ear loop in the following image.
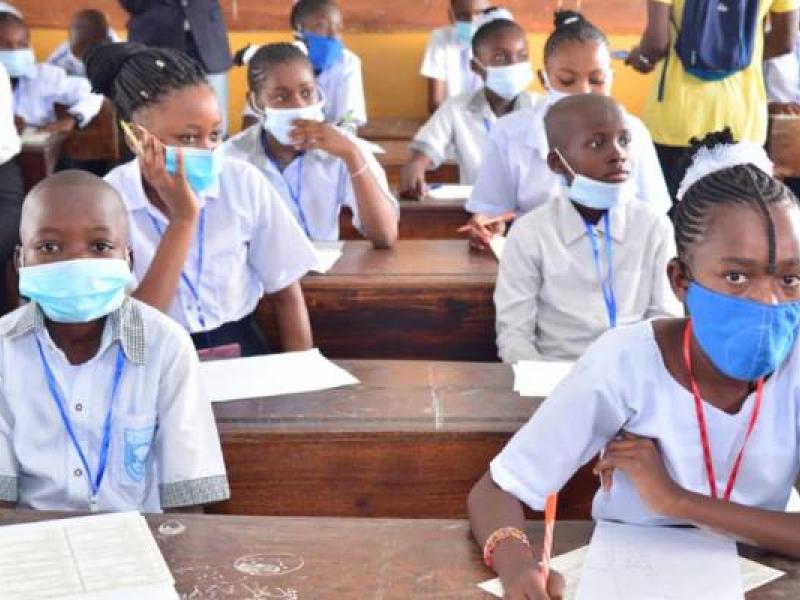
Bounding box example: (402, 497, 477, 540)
(552, 147, 577, 180)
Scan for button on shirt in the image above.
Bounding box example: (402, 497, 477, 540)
(224, 125, 398, 242)
(491, 320, 800, 525)
(104, 156, 319, 333)
(466, 95, 672, 218)
(13, 63, 103, 128)
(0, 64, 20, 165)
(409, 88, 539, 185)
(420, 26, 483, 100)
(494, 191, 681, 363)
(0, 298, 230, 512)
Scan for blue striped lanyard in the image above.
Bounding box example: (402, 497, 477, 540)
(36, 339, 126, 512)
(148, 209, 207, 330)
(584, 212, 617, 328)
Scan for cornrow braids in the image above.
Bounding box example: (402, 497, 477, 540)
(84, 42, 207, 120)
(543, 10, 608, 60)
(247, 43, 312, 95)
(674, 129, 798, 274)
(290, 0, 335, 31)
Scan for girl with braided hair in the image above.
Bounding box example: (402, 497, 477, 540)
(85, 42, 318, 358)
(469, 129, 800, 597)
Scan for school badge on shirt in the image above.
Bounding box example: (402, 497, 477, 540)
(124, 425, 156, 482)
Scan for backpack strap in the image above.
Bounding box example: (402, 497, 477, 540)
(657, 12, 679, 103)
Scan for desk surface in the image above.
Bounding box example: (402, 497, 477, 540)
(340, 198, 470, 240)
(358, 118, 423, 141)
(0, 511, 794, 599)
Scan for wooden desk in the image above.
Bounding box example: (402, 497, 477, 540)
(210, 359, 596, 519)
(377, 139, 460, 187)
(0, 511, 796, 599)
(358, 117, 423, 141)
(258, 240, 498, 361)
(768, 115, 800, 179)
(339, 198, 470, 240)
(17, 131, 67, 192)
(60, 99, 122, 163)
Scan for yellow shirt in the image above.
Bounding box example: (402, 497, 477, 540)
(643, 0, 799, 146)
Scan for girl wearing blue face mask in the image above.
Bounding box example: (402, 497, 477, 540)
(470, 129, 800, 597)
(86, 42, 319, 359)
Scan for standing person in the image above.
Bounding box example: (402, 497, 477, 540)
(627, 0, 799, 205)
(118, 0, 232, 135)
(0, 61, 22, 315)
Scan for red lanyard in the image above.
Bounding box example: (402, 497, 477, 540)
(682, 321, 764, 500)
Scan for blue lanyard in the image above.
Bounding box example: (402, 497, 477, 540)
(36, 339, 126, 511)
(482, 118, 492, 135)
(148, 208, 207, 330)
(584, 212, 617, 328)
(261, 130, 312, 239)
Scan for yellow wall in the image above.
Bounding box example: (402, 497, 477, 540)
(30, 28, 657, 134)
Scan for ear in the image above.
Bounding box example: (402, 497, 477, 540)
(13, 245, 22, 272)
(470, 58, 486, 79)
(667, 257, 690, 305)
(547, 150, 569, 178)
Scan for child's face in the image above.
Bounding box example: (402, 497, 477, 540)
(0, 20, 28, 50)
(298, 5, 343, 39)
(671, 202, 800, 305)
(69, 13, 108, 59)
(135, 84, 223, 150)
(543, 40, 612, 95)
(449, 0, 491, 22)
(254, 61, 319, 110)
(473, 30, 529, 75)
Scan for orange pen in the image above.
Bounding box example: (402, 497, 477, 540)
(540, 493, 558, 584)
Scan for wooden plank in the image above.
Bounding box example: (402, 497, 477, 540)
(339, 198, 470, 240)
(17, 131, 67, 193)
(377, 139, 460, 188)
(0, 511, 797, 599)
(256, 240, 498, 361)
(60, 99, 121, 163)
(358, 117, 423, 141)
(17, 1, 647, 34)
(210, 359, 596, 519)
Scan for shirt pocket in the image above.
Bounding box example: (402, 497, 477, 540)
(113, 413, 157, 488)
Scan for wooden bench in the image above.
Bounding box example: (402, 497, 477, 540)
(60, 99, 122, 163)
(257, 240, 498, 361)
(339, 197, 470, 240)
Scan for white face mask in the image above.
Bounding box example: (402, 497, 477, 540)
(261, 101, 326, 146)
(479, 61, 534, 101)
(553, 147, 630, 210)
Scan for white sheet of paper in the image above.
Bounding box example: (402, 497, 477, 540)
(489, 235, 506, 261)
(200, 348, 360, 402)
(311, 241, 344, 274)
(427, 185, 473, 201)
(0, 511, 177, 600)
(20, 127, 51, 147)
(512, 360, 574, 398)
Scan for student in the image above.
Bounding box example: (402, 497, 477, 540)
(240, 0, 366, 132)
(401, 18, 536, 197)
(0, 170, 229, 512)
(85, 42, 318, 357)
(495, 94, 680, 363)
(463, 11, 670, 250)
(0, 12, 102, 133)
(46, 9, 115, 78)
(469, 130, 800, 596)
(225, 43, 398, 248)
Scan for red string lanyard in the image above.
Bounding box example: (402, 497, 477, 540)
(682, 321, 764, 500)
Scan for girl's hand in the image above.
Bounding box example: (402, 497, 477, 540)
(502, 566, 565, 600)
(288, 119, 355, 159)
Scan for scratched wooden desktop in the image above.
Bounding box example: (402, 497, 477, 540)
(339, 197, 471, 240)
(257, 240, 498, 361)
(0, 511, 795, 599)
(209, 359, 596, 520)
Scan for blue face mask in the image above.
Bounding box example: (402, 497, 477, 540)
(164, 145, 225, 194)
(0, 48, 35, 78)
(302, 33, 344, 73)
(686, 282, 800, 381)
(454, 21, 475, 46)
(554, 148, 630, 210)
(19, 258, 133, 324)
(483, 62, 534, 101)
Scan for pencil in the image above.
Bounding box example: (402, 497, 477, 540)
(119, 120, 144, 156)
(540, 493, 558, 584)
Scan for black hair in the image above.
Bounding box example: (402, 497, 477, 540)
(290, 0, 336, 31)
(543, 10, 608, 60)
(0, 11, 24, 28)
(674, 128, 798, 274)
(245, 43, 312, 93)
(471, 18, 524, 55)
(84, 42, 207, 119)
(73, 9, 110, 33)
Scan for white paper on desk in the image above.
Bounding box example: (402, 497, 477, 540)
(0, 511, 177, 599)
(512, 360, 574, 398)
(20, 127, 51, 146)
(311, 240, 344, 273)
(427, 184, 473, 201)
(489, 235, 506, 261)
(200, 348, 359, 402)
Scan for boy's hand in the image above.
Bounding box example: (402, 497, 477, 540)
(458, 214, 509, 251)
(399, 157, 429, 200)
(625, 46, 656, 74)
(502, 566, 565, 600)
(288, 119, 354, 158)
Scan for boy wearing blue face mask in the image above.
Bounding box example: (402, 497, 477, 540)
(401, 18, 535, 198)
(0, 12, 102, 134)
(0, 170, 229, 513)
(494, 94, 680, 363)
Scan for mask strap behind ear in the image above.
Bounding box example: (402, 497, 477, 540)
(553, 147, 576, 179)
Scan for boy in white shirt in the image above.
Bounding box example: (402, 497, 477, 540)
(402, 18, 536, 197)
(0, 170, 229, 512)
(46, 9, 115, 78)
(494, 94, 680, 363)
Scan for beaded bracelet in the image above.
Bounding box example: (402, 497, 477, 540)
(483, 527, 533, 570)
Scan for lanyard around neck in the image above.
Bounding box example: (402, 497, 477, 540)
(36, 338, 126, 511)
(682, 321, 764, 501)
(261, 130, 312, 239)
(583, 211, 617, 328)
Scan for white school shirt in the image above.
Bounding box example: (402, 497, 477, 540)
(466, 95, 672, 217)
(45, 30, 120, 78)
(104, 156, 318, 333)
(0, 64, 19, 165)
(223, 124, 398, 241)
(409, 88, 539, 185)
(420, 26, 483, 100)
(495, 191, 681, 363)
(0, 298, 230, 512)
(13, 62, 103, 128)
(492, 319, 800, 525)
(764, 38, 800, 103)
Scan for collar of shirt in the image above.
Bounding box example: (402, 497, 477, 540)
(3, 297, 146, 365)
(556, 190, 627, 247)
(466, 88, 538, 121)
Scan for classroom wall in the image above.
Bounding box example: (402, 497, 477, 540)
(29, 28, 657, 135)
